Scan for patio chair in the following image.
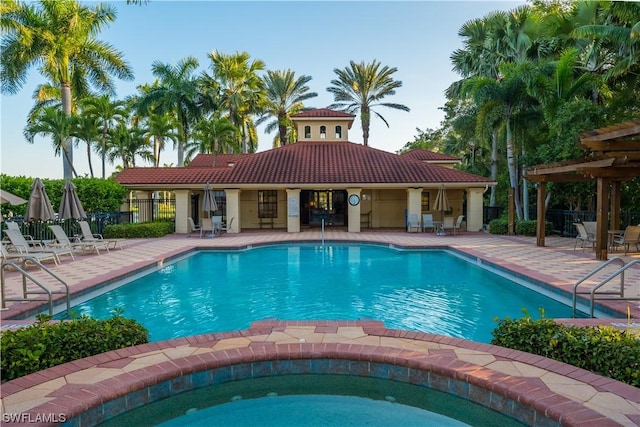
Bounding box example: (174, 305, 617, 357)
(611, 225, 640, 255)
(78, 221, 129, 250)
(4, 221, 37, 244)
(212, 215, 223, 236)
(406, 214, 420, 233)
(573, 222, 595, 251)
(187, 217, 201, 237)
(0, 241, 60, 266)
(219, 217, 235, 234)
(3, 229, 74, 264)
(48, 224, 108, 255)
(200, 217, 214, 238)
(422, 214, 434, 233)
(442, 216, 455, 235)
(452, 215, 464, 235)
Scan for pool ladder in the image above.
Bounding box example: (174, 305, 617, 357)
(321, 219, 325, 247)
(1, 258, 70, 316)
(572, 256, 640, 318)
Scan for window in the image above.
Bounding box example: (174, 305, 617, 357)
(421, 191, 430, 212)
(335, 125, 342, 139)
(320, 125, 326, 139)
(258, 190, 278, 218)
(304, 126, 311, 139)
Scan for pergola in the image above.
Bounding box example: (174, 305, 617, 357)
(524, 119, 640, 260)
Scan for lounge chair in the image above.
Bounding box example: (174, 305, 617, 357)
(1, 241, 59, 266)
(611, 225, 640, 255)
(78, 221, 129, 250)
(187, 217, 201, 237)
(574, 222, 595, 251)
(48, 224, 108, 255)
(406, 214, 420, 233)
(422, 214, 434, 233)
(3, 229, 74, 264)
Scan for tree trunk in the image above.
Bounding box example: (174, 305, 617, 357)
(278, 112, 287, 146)
(522, 145, 529, 220)
(361, 105, 370, 146)
(490, 129, 498, 206)
(506, 119, 522, 220)
(101, 124, 108, 179)
(61, 83, 74, 180)
(86, 140, 94, 178)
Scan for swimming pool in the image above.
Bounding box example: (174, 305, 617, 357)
(61, 243, 581, 343)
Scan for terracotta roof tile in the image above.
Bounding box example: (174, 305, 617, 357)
(116, 141, 493, 186)
(187, 153, 249, 167)
(291, 108, 356, 119)
(400, 149, 460, 162)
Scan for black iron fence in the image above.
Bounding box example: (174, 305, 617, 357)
(543, 209, 640, 237)
(2, 212, 124, 241)
(121, 198, 176, 223)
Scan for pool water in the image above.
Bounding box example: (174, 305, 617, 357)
(61, 244, 580, 342)
(100, 375, 525, 427)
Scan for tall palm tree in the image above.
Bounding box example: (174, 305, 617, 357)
(23, 106, 79, 177)
(80, 95, 128, 178)
(1, 0, 133, 179)
(137, 57, 201, 166)
(187, 116, 239, 162)
(258, 69, 317, 147)
(206, 50, 266, 153)
(327, 60, 410, 146)
(143, 113, 179, 167)
(106, 123, 151, 169)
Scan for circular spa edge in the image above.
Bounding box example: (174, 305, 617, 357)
(1, 321, 637, 427)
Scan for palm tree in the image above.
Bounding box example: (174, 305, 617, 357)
(137, 57, 201, 166)
(327, 60, 410, 146)
(188, 116, 239, 161)
(106, 123, 151, 169)
(23, 106, 79, 177)
(1, 0, 133, 179)
(80, 95, 129, 179)
(143, 113, 179, 167)
(206, 50, 266, 153)
(71, 114, 101, 178)
(258, 69, 317, 147)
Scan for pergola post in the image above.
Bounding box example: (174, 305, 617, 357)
(595, 178, 610, 260)
(536, 182, 546, 247)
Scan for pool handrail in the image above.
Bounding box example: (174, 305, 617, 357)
(571, 256, 627, 318)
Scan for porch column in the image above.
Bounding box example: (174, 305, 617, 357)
(347, 188, 361, 233)
(406, 187, 422, 219)
(536, 182, 546, 247)
(286, 188, 301, 233)
(174, 189, 190, 233)
(466, 187, 484, 232)
(595, 178, 610, 260)
(225, 189, 240, 233)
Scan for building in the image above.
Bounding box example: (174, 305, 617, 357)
(115, 108, 496, 233)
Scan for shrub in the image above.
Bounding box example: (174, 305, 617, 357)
(1, 310, 149, 382)
(491, 314, 640, 387)
(488, 219, 508, 234)
(104, 220, 174, 238)
(489, 219, 554, 236)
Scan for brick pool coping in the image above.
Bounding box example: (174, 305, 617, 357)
(1, 320, 638, 426)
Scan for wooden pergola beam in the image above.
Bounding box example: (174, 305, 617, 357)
(527, 158, 615, 176)
(580, 123, 640, 143)
(580, 140, 640, 151)
(524, 173, 593, 183)
(579, 167, 640, 178)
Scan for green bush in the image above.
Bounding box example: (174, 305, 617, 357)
(104, 220, 174, 238)
(491, 314, 640, 387)
(489, 219, 554, 236)
(1, 310, 148, 382)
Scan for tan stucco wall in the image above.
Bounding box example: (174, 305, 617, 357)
(295, 119, 350, 141)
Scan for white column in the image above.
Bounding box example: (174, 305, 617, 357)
(466, 187, 484, 231)
(286, 188, 301, 233)
(407, 187, 422, 217)
(174, 189, 190, 234)
(347, 188, 361, 233)
(225, 189, 240, 233)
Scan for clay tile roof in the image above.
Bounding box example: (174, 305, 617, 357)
(115, 141, 493, 186)
(187, 153, 249, 167)
(291, 108, 356, 119)
(400, 149, 460, 162)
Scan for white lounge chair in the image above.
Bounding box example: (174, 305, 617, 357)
(3, 229, 74, 264)
(574, 222, 595, 251)
(78, 221, 129, 249)
(1, 241, 59, 266)
(48, 224, 108, 255)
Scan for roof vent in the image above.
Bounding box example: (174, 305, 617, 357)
(227, 162, 235, 167)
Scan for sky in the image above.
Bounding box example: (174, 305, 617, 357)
(0, 0, 525, 180)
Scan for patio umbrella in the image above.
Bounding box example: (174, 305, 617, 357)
(0, 189, 27, 205)
(202, 183, 218, 214)
(434, 184, 450, 218)
(59, 180, 86, 220)
(26, 178, 56, 221)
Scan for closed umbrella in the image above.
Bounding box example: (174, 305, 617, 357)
(59, 180, 86, 220)
(202, 183, 218, 214)
(433, 184, 450, 235)
(0, 189, 27, 205)
(26, 178, 56, 221)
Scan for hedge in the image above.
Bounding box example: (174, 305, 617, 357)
(103, 220, 174, 238)
(488, 219, 554, 236)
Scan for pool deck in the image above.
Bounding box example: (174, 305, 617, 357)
(1, 230, 639, 426)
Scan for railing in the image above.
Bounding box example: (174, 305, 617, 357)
(572, 257, 639, 318)
(1, 258, 70, 316)
(544, 209, 640, 237)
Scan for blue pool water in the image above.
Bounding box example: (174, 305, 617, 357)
(62, 244, 579, 342)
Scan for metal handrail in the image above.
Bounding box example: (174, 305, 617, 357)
(1, 258, 70, 316)
(587, 259, 640, 318)
(572, 257, 626, 317)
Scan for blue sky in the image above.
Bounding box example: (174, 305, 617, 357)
(0, 1, 525, 179)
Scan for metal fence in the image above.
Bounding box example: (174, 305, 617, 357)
(122, 198, 176, 223)
(543, 209, 640, 237)
(2, 212, 124, 241)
